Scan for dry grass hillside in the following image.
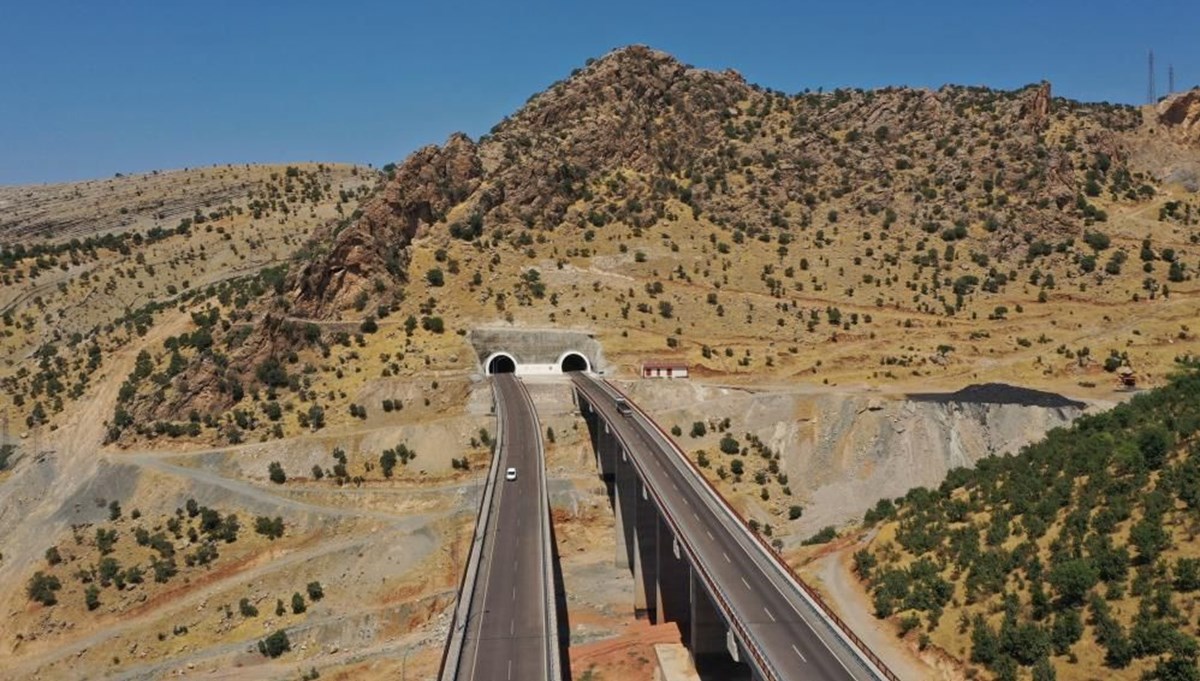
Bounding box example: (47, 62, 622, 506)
(0, 163, 372, 433)
(82, 46, 1200, 454)
(2, 44, 1200, 681)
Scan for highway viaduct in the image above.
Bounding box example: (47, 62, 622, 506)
(440, 365, 897, 681)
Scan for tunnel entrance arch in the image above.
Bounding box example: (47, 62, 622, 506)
(485, 352, 517, 375)
(559, 351, 590, 373)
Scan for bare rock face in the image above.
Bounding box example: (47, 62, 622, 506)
(1158, 88, 1200, 145)
(1018, 81, 1052, 127)
(290, 134, 482, 318)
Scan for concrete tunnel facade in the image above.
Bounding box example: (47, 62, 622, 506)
(482, 350, 591, 375)
(470, 329, 606, 377)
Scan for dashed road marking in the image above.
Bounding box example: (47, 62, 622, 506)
(741, 577, 751, 590)
(763, 607, 776, 622)
(723, 552, 731, 563)
(792, 644, 807, 663)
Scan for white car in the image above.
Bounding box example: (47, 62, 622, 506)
(505, 467, 517, 481)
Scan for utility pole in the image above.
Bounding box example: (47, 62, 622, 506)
(1168, 64, 1176, 95)
(1147, 50, 1157, 104)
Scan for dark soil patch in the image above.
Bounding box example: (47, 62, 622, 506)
(907, 382, 1085, 409)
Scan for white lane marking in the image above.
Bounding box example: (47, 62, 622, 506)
(507, 659, 513, 679)
(512, 587, 516, 601)
(671, 482, 678, 490)
(706, 530, 713, 540)
(792, 644, 807, 663)
(682, 497, 689, 506)
(764, 607, 776, 622)
(741, 577, 750, 590)
(692, 512, 699, 521)
(510, 620, 515, 635)
(723, 552, 731, 563)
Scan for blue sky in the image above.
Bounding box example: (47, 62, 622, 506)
(1, 0, 1195, 185)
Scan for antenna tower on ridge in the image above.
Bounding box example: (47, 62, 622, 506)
(1147, 50, 1157, 104)
(1168, 64, 1175, 95)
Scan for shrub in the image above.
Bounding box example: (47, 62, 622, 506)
(85, 585, 101, 611)
(306, 581, 324, 601)
(268, 461, 286, 484)
(254, 515, 285, 540)
(719, 434, 740, 455)
(239, 597, 259, 617)
(27, 571, 62, 605)
(258, 630, 291, 658)
(801, 526, 838, 545)
(421, 316, 445, 333)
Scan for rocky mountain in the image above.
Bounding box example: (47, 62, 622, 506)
(288, 46, 1183, 320)
(86, 46, 1200, 444)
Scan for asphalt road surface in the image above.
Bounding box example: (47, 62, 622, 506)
(458, 375, 551, 681)
(573, 374, 878, 681)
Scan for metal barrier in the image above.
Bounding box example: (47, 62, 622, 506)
(598, 378, 902, 681)
(438, 383, 507, 681)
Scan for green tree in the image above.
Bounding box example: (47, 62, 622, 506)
(26, 571, 62, 606)
(1129, 517, 1170, 564)
(258, 629, 291, 658)
(85, 585, 101, 611)
(268, 461, 286, 484)
(239, 598, 259, 617)
(379, 449, 397, 478)
(1031, 657, 1056, 681)
(1137, 425, 1173, 470)
(1050, 609, 1083, 654)
(291, 592, 306, 614)
(971, 615, 1000, 664)
(425, 268, 444, 287)
(1048, 558, 1099, 605)
(719, 434, 740, 455)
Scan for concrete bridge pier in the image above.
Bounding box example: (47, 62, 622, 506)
(656, 515, 690, 627)
(613, 443, 637, 571)
(633, 478, 659, 620)
(689, 568, 729, 661)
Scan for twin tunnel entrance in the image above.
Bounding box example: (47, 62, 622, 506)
(485, 351, 591, 375)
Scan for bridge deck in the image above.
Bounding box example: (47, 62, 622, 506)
(574, 374, 884, 681)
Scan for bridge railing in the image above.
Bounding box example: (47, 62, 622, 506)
(600, 379, 901, 681)
(438, 383, 507, 681)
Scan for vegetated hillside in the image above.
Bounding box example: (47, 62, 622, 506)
(59, 46, 1200, 448)
(0, 163, 374, 436)
(853, 361, 1200, 680)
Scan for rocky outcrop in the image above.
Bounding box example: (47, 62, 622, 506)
(290, 134, 482, 318)
(1158, 88, 1200, 145)
(1018, 81, 1052, 127)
